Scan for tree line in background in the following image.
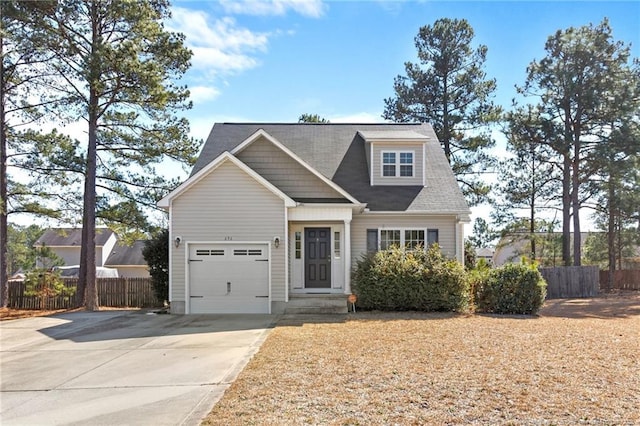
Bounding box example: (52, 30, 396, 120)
(385, 18, 639, 271)
(2, 8, 639, 309)
(1, 0, 199, 309)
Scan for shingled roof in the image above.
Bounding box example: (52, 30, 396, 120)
(35, 228, 115, 247)
(105, 240, 147, 266)
(192, 123, 470, 214)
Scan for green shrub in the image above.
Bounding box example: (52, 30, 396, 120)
(142, 229, 169, 303)
(475, 262, 547, 315)
(24, 269, 75, 310)
(467, 258, 491, 309)
(352, 245, 470, 312)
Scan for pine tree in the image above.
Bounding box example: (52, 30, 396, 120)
(383, 18, 501, 206)
(520, 19, 640, 265)
(31, 0, 199, 310)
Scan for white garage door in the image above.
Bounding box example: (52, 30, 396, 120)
(188, 244, 269, 314)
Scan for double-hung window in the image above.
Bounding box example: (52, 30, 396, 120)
(380, 230, 401, 250)
(377, 228, 438, 251)
(382, 151, 414, 177)
(405, 230, 425, 249)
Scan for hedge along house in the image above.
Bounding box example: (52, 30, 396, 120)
(158, 123, 471, 314)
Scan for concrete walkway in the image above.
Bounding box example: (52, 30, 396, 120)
(0, 310, 277, 425)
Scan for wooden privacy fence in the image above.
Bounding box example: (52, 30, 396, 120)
(539, 266, 599, 299)
(8, 277, 160, 310)
(599, 270, 640, 291)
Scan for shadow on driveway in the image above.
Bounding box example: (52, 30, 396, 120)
(0, 310, 277, 426)
(33, 310, 278, 343)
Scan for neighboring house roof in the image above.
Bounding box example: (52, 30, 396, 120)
(34, 228, 115, 247)
(105, 240, 148, 267)
(190, 123, 470, 214)
(477, 247, 495, 258)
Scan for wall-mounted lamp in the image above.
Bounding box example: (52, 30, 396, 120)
(174, 236, 182, 248)
(273, 236, 280, 249)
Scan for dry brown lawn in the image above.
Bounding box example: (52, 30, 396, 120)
(205, 292, 640, 425)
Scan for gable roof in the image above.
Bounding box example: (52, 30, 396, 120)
(191, 123, 470, 214)
(105, 240, 148, 267)
(158, 151, 296, 208)
(231, 129, 360, 205)
(35, 228, 115, 247)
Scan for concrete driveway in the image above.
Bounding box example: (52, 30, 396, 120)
(0, 310, 276, 425)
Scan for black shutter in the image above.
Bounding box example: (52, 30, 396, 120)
(427, 229, 439, 246)
(366, 229, 378, 253)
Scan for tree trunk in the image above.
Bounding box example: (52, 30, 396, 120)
(562, 151, 571, 266)
(441, 76, 451, 163)
(80, 0, 100, 311)
(0, 30, 8, 308)
(530, 146, 536, 259)
(572, 140, 581, 266)
(607, 175, 616, 291)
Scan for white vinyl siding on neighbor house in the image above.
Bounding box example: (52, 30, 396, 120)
(237, 136, 344, 199)
(170, 160, 286, 312)
(109, 266, 150, 278)
(351, 214, 458, 264)
(41, 233, 117, 268)
(371, 143, 424, 186)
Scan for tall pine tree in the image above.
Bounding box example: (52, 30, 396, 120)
(1, 0, 78, 307)
(32, 0, 199, 310)
(383, 18, 501, 206)
(521, 19, 639, 265)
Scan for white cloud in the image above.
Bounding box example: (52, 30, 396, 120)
(168, 9, 269, 74)
(188, 86, 221, 104)
(219, 0, 326, 18)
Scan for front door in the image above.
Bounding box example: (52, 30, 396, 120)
(305, 228, 331, 288)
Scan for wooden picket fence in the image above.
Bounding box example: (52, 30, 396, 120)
(539, 266, 600, 299)
(599, 270, 640, 291)
(7, 277, 161, 310)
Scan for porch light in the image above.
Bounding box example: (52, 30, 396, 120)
(273, 236, 280, 249)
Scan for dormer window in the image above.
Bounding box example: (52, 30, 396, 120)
(382, 151, 414, 177)
(358, 129, 428, 186)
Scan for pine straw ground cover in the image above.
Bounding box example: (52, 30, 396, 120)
(204, 293, 640, 426)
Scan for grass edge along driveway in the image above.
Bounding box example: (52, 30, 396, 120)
(204, 293, 640, 425)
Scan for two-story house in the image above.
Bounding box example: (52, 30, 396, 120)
(159, 123, 471, 314)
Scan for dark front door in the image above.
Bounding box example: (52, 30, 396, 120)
(305, 228, 331, 288)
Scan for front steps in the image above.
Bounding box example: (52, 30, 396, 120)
(285, 294, 348, 314)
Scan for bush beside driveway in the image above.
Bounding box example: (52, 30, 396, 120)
(204, 293, 640, 425)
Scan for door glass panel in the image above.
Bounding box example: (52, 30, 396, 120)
(295, 231, 301, 259)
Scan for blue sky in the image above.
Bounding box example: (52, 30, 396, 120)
(168, 0, 640, 142)
(165, 0, 639, 231)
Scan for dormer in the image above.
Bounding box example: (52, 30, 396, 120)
(358, 130, 429, 186)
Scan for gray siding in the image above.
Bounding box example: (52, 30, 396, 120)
(371, 143, 424, 186)
(237, 136, 343, 199)
(350, 214, 458, 265)
(170, 160, 286, 305)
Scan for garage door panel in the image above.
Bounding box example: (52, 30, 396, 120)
(188, 244, 269, 314)
(191, 296, 269, 314)
(189, 262, 228, 297)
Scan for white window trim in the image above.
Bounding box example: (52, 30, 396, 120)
(380, 150, 415, 178)
(378, 228, 438, 250)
